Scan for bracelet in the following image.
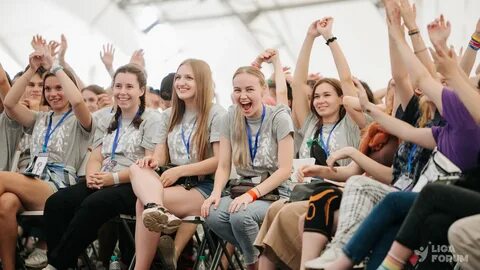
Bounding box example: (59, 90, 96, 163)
(414, 48, 428, 54)
(50, 63, 63, 74)
(254, 187, 262, 197)
(112, 172, 120, 185)
(325, 36, 337, 46)
(247, 189, 258, 201)
(408, 29, 420, 36)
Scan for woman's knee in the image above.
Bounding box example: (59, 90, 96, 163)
(0, 193, 21, 218)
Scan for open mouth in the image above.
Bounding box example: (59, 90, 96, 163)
(240, 102, 252, 111)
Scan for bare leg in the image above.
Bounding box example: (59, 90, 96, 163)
(258, 254, 276, 270)
(134, 199, 160, 270)
(0, 172, 54, 270)
(300, 210, 339, 270)
(130, 164, 164, 206)
(380, 241, 411, 268)
(173, 223, 197, 261)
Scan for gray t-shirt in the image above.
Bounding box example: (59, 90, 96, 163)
(92, 106, 115, 148)
(25, 110, 94, 188)
(159, 104, 226, 165)
(221, 104, 294, 197)
(0, 112, 23, 171)
(297, 112, 367, 166)
(99, 109, 163, 172)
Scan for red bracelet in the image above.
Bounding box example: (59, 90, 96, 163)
(247, 189, 258, 201)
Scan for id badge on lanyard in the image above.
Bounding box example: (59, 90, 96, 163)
(394, 174, 414, 191)
(101, 158, 117, 172)
(32, 152, 49, 177)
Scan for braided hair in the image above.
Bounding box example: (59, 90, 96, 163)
(107, 64, 147, 133)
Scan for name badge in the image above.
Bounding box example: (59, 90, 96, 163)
(32, 152, 49, 177)
(101, 158, 117, 172)
(394, 175, 414, 191)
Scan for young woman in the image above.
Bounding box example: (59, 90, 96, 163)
(201, 66, 294, 270)
(81, 84, 106, 113)
(0, 45, 93, 270)
(128, 59, 225, 270)
(41, 64, 162, 270)
(254, 17, 370, 270)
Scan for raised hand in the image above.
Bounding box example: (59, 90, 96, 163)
(29, 50, 44, 71)
(308, 72, 323, 82)
(48, 40, 60, 58)
(100, 43, 115, 70)
(307, 19, 322, 38)
(31, 34, 46, 51)
(353, 77, 371, 112)
(316, 17, 334, 38)
(97, 93, 113, 109)
(58, 34, 68, 64)
(130, 49, 145, 69)
(41, 44, 55, 70)
(427, 15, 451, 49)
(251, 49, 278, 68)
(385, 0, 404, 41)
(430, 45, 459, 78)
(398, 0, 417, 31)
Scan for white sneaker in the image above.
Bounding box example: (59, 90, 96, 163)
(142, 204, 182, 233)
(25, 248, 48, 268)
(41, 264, 57, 270)
(304, 247, 342, 269)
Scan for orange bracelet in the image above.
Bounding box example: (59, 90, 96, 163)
(247, 189, 258, 201)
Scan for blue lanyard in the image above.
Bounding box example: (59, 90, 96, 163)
(42, 109, 72, 153)
(318, 121, 340, 157)
(111, 117, 124, 160)
(406, 144, 418, 174)
(181, 119, 197, 159)
(245, 105, 266, 164)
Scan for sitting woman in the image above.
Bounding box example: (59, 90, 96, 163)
(42, 64, 162, 270)
(254, 17, 371, 270)
(129, 59, 226, 270)
(0, 45, 93, 270)
(201, 65, 294, 270)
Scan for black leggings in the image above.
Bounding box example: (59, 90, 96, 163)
(303, 185, 342, 240)
(396, 184, 480, 269)
(44, 181, 136, 269)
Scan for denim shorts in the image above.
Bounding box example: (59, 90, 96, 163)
(192, 179, 214, 198)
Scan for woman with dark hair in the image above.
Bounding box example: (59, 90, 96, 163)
(254, 17, 370, 270)
(0, 45, 93, 270)
(41, 64, 163, 270)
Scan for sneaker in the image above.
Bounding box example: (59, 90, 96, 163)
(142, 203, 181, 233)
(158, 235, 177, 270)
(25, 248, 48, 268)
(304, 247, 342, 269)
(41, 264, 57, 270)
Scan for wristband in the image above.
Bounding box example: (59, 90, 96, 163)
(112, 172, 120, 185)
(325, 36, 337, 46)
(247, 189, 258, 201)
(408, 29, 419, 36)
(414, 48, 428, 54)
(50, 63, 63, 74)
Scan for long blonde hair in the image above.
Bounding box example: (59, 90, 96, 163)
(417, 95, 434, 128)
(231, 66, 267, 168)
(168, 59, 214, 161)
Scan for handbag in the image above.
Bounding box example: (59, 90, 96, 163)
(412, 149, 462, 192)
(228, 174, 280, 201)
(155, 164, 199, 190)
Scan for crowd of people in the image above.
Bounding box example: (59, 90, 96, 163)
(0, 0, 479, 270)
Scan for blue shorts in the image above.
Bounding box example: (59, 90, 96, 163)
(193, 179, 214, 198)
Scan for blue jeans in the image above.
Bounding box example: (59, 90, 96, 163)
(205, 196, 271, 265)
(342, 191, 418, 269)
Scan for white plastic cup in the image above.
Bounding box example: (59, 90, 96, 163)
(291, 158, 316, 183)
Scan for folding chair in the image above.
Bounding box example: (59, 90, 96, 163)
(182, 216, 244, 270)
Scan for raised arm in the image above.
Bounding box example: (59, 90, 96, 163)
(100, 43, 115, 78)
(3, 55, 40, 127)
(398, 0, 436, 77)
(431, 45, 480, 124)
(264, 49, 289, 106)
(459, 19, 480, 76)
(42, 45, 93, 131)
(292, 20, 321, 128)
(356, 77, 436, 149)
(387, 1, 444, 113)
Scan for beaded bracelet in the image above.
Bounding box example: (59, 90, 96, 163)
(325, 36, 337, 46)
